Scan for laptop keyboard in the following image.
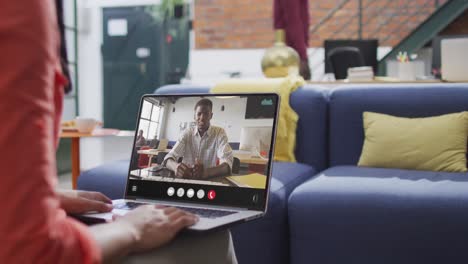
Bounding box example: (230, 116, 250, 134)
(114, 201, 236, 219)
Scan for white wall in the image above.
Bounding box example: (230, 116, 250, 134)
(161, 97, 273, 143)
(184, 47, 392, 85)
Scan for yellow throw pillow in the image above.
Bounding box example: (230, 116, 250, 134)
(358, 111, 468, 172)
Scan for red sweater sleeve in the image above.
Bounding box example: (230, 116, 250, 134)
(0, 1, 101, 263)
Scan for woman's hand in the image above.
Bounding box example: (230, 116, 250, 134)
(57, 190, 113, 214)
(115, 205, 198, 253)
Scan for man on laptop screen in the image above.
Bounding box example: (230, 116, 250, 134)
(164, 98, 233, 180)
(130, 95, 276, 190)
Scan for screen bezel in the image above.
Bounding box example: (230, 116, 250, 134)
(124, 93, 280, 211)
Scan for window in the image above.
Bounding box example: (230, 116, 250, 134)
(138, 100, 163, 140)
(141, 101, 152, 119)
(64, 1, 78, 97)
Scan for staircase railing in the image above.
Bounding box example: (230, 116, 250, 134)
(308, 0, 446, 79)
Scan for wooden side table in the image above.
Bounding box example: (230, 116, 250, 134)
(60, 129, 134, 189)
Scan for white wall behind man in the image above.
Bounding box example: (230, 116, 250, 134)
(161, 97, 273, 143)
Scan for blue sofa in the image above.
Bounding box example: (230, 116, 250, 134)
(78, 84, 328, 264)
(78, 83, 468, 264)
(289, 83, 468, 264)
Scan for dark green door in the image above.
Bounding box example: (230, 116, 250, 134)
(102, 6, 189, 130)
(102, 6, 162, 130)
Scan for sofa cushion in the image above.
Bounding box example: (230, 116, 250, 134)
(289, 165, 468, 264)
(232, 161, 315, 264)
(329, 83, 468, 166)
(77, 160, 128, 199)
(156, 85, 210, 94)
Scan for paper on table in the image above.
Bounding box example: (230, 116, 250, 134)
(226, 173, 267, 189)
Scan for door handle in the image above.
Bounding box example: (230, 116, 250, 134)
(139, 63, 147, 75)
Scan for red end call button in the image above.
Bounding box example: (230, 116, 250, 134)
(207, 190, 216, 200)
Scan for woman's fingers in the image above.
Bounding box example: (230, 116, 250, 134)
(170, 215, 198, 231)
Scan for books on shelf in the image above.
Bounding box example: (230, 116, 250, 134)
(347, 66, 374, 81)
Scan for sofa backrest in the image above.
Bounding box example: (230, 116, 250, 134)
(155, 84, 329, 171)
(291, 86, 328, 171)
(328, 83, 468, 166)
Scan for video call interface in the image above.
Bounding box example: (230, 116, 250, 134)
(126, 95, 278, 208)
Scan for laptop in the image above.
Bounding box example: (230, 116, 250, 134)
(441, 38, 468, 82)
(83, 93, 280, 231)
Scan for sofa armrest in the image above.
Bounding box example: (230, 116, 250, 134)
(77, 160, 129, 199)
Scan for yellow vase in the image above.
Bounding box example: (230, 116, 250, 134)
(261, 29, 300, 78)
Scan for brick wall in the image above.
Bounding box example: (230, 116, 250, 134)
(194, 0, 449, 49)
(194, 0, 273, 49)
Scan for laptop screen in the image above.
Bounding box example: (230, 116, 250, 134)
(126, 93, 279, 210)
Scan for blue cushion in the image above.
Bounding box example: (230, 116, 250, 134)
(231, 161, 315, 264)
(77, 160, 128, 199)
(155, 85, 210, 94)
(328, 84, 468, 166)
(289, 165, 468, 264)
